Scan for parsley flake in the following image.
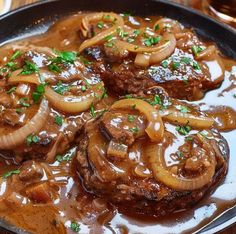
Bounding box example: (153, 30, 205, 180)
(2, 169, 20, 179)
(55, 115, 63, 126)
(70, 222, 80, 233)
(20, 61, 39, 75)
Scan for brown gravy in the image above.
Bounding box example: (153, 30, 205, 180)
(0, 13, 235, 234)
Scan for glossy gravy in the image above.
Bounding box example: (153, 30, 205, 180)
(0, 13, 235, 234)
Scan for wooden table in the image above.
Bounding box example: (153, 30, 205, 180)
(8, 1, 236, 234)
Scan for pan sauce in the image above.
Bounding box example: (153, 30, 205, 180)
(0, 13, 235, 234)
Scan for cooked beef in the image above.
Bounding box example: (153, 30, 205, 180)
(76, 102, 229, 217)
(84, 42, 224, 100)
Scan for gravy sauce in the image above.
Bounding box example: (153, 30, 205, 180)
(0, 13, 235, 234)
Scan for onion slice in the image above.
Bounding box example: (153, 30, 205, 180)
(160, 109, 214, 129)
(8, 71, 104, 114)
(0, 99, 49, 149)
(115, 33, 176, 54)
(147, 134, 216, 191)
(79, 12, 124, 52)
(88, 129, 124, 182)
(111, 98, 164, 142)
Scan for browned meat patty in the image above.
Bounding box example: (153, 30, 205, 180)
(83, 36, 224, 101)
(76, 94, 229, 217)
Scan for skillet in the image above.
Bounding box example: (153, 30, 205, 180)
(0, 0, 235, 233)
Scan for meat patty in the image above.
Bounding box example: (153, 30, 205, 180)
(83, 36, 224, 101)
(76, 96, 229, 217)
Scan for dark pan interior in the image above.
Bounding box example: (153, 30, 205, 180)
(0, 0, 235, 233)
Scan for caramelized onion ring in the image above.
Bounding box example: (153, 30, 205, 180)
(79, 12, 124, 52)
(0, 99, 49, 149)
(160, 110, 214, 129)
(147, 134, 216, 191)
(111, 99, 164, 142)
(8, 72, 104, 114)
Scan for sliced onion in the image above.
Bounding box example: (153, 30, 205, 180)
(45, 86, 99, 114)
(149, 34, 176, 64)
(134, 53, 151, 67)
(79, 12, 124, 52)
(107, 140, 128, 158)
(196, 45, 216, 60)
(160, 109, 214, 129)
(0, 99, 49, 149)
(111, 99, 164, 142)
(8, 71, 104, 114)
(115, 33, 176, 53)
(147, 134, 216, 191)
(88, 129, 124, 182)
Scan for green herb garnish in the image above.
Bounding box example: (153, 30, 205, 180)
(54, 115, 63, 126)
(128, 115, 135, 122)
(176, 122, 191, 135)
(19, 97, 30, 107)
(90, 103, 96, 118)
(154, 24, 160, 31)
(53, 81, 70, 95)
(143, 36, 161, 47)
(97, 21, 104, 29)
(2, 169, 20, 179)
(176, 105, 190, 113)
(70, 222, 81, 233)
(32, 84, 45, 103)
(26, 134, 40, 145)
(161, 60, 169, 68)
(130, 126, 139, 133)
(172, 61, 181, 70)
(150, 95, 162, 106)
(192, 45, 204, 56)
(10, 50, 21, 61)
(20, 61, 39, 75)
(56, 147, 77, 163)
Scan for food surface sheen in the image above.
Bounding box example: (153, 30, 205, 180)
(0, 12, 235, 234)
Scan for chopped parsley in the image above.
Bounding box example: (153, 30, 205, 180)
(70, 222, 81, 233)
(2, 169, 20, 179)
(185, 136, 193, 141)
(101, 88, 108, 99)
(181, 57, 191, 65)
(7, 86, 16, 94)
(176, 105, 190, 113)
(104, 35, 114, 42)
(90, 103, 96, 118)
(26, 134, 40, 145)
(81, 86, 87, 92)
(19, 97, 30, 107)
(154, 24, 160, 31)
(130, 126, 139, 133)
(128, 115, 135, 122)
(161, 60, 169, 68)
(6, 61, 17, 71)
(16, 108, 23, 114)
(97, 21, 104, 29)
(53, 81, 70, 95)
(104, 42, 114, 48)
(150, 95, 162, 106)
(10, 50, 21, 61)
(193, 61, 201, 70)
(54, 115, 63, 126)
(122, 12, 131, 17)
(103, 14, 111, 20)
(117, 28, 129, 38)
(56, 147, 77, 162)
(133, 29, 141, 36)
(172, 61, 181, 70)
(143, 36, 161, 47)
(20, 61, 39, 75)
(48, 63, 61, 73)
(176, 122, 191, 135)
(192, 45, 204, 56)
(233, 94, 236, 98)
(32, 84, 45, 103)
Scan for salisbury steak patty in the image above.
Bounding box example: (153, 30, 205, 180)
(76, 96, 229, 216)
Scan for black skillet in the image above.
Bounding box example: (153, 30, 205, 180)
(0, 0, 235, 233)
